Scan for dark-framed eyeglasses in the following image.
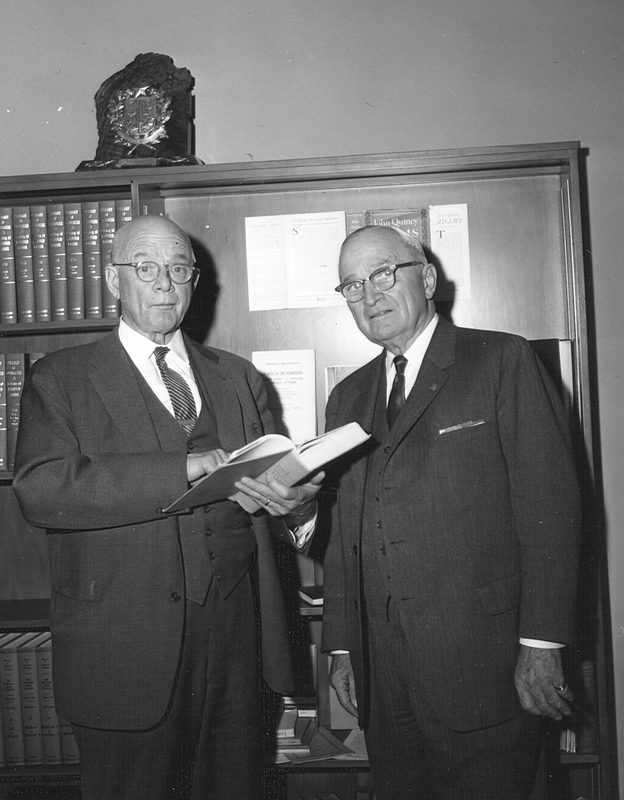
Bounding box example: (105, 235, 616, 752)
(113, 261, 199, 285)
(335, 261, 423, 303)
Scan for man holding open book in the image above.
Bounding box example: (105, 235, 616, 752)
(13, 215, 320, 800)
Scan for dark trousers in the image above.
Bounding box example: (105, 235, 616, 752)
(73, 575, 261, 800)
(364, 597, 542, 800)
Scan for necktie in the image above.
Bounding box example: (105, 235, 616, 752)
(387, 355, 408, 429)
(153, 346, 197, 435)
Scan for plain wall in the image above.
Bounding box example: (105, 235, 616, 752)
(1, 0, 622, 792)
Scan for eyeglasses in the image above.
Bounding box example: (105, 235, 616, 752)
(113, 261, 199, 285)
(335, 261, 423, 303)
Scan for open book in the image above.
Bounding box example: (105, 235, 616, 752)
(163, 421, 370, 514)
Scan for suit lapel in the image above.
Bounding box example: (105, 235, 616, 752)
(387, 317, 457, 444)
(185, 338, 248, 452)
(87, 330, 166, 451)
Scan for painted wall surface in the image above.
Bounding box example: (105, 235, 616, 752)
(1, 0, 622, 792)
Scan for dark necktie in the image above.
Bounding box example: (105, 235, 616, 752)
(387, 355, 408, 429)
(153, 346, 197, 435)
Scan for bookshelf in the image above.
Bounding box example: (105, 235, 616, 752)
(0, 143, 614, 800)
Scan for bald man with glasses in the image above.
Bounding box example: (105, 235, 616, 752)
(14, 215, 321, 800)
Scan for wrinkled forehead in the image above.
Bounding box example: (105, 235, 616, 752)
(339, 229, 411, 280)
(114, 218, 194, 262)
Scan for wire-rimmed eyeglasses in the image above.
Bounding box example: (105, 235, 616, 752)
(113, 261, 199, 285)
(335, 261, 423, 303)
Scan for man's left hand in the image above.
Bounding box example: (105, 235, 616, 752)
(514, 645, 574, 720)
(235, 471, 324, 523)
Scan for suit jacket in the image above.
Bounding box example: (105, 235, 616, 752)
(321, 317, 581, 732)
(13, 328, 296, 730)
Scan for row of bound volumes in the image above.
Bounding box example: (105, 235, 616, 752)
(0, 352, 46, 472)
(0, 199, 133, 324)
(0, 630, 80, 769)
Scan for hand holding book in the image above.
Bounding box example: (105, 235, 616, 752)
(164, 422, 370, 514)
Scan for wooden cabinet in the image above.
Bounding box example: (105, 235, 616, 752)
(0, 142, 614, 799)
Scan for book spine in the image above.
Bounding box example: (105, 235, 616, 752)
(30, 205, 52, 323)
(12, 206, 35, 324)
(115, 198, 133, 230)
(0, 643, 26, 766)
(64, 202, 85, 320)
(99, 200, 119, 318)
(36, 640, 62, 765)
(82, 201, 102, 319)
(0, 700, 4, 767)
(59, 718, 80, 764)
(17, 643, 43, 765)
(0, 207, 17, 324)
(47, 203, 68, 321)
(5, 353, 25, 471)
(0, 354, 7, 472)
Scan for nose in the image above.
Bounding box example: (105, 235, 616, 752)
(362, 280, 382, 305)
(153, 265, 174, 290)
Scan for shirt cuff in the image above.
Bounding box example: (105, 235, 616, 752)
(519, 638, 564, 648)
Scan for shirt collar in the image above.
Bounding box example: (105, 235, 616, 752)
(118, 319, 189, 368)
(385, 313, 439, 372)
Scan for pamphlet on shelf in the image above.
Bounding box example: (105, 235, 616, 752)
(164, 421, 370, 514)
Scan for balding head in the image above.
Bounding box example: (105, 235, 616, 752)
(106, 215, 197, 345)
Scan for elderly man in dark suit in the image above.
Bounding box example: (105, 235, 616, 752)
(13, 215, 320, 800)
(322, 225, 580, 799)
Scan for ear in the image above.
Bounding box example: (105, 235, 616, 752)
(423, 264, 437, 299)
(105, 265, 121, 300)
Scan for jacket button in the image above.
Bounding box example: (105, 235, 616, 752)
(384, 446, 391, 454)
(171, 591, 181, 602)
(251, 422, 259, 431)
(205, 529, 213, 537)
(352, 544, 358, 555)
(187, 441, 196, 452)
(380, 545, 387, 555)
(208, 552, 217, 561)
(376, 520, 382, 529)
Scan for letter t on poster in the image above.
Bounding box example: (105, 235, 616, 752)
(252, 350, 317, 444)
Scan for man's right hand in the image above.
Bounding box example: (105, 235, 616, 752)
(329, 652, 358, 718)
(186, 449, 229, 483)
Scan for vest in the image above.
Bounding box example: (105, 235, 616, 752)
(134, 361, 256, 605)
(361, 366, 395, 616)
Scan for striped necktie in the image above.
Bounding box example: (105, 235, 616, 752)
(387, 355, 408, 429)
(153, 346, 197, 435)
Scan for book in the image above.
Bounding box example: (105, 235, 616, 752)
(64, 202, 85, 319)
(35, 634, 62, 765)
(59, 718, 80, 764)
(0, 354, 7, 471)
(298, 585, 324, 606)
(276, 716, 315, 751)
(12, 206, 35, 323)
(5, 353, 25, 471)
(82, 201, 102, 319)
(276, 705, 297, 739)
(99, 199, 120, 318)
(0, 206, 17, 324)
(115, 198, 133, 229)
(47, 203, 68, 321)
(164, 421, 370, 514)
(0, 631, 32, 766)
(30, 205, 52, 322)
(16, 631, 45, 765)
(283, 724, 353, 764)
(230, 421, 370, 514)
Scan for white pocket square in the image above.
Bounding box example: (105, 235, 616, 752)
(439, 420, 486, 435)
